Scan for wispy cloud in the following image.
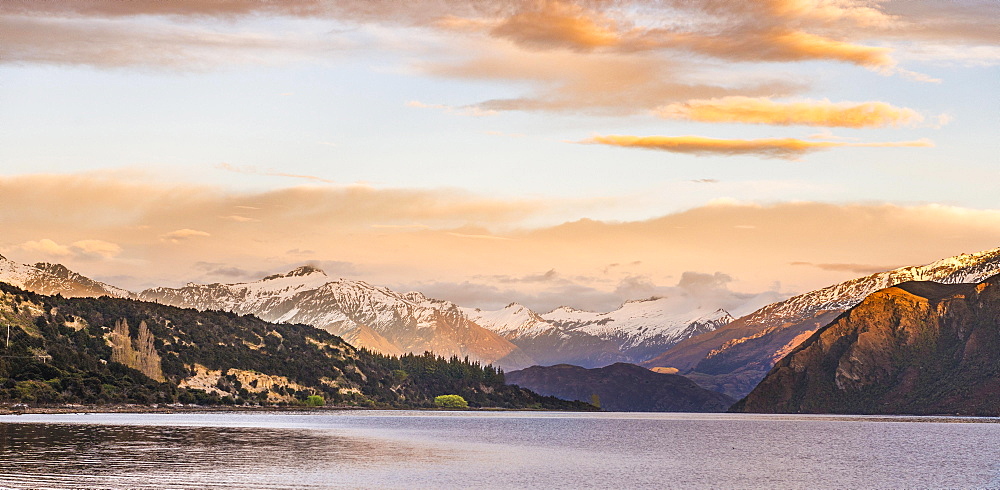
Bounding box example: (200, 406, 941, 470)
(160, 229, 211, 243)
(221, 215, 260, 223)
(217, 163, 336, 184)
(581, 135, 934, 159)
(790, 262, 899, 275)
(0, 14, 346, 69)
(6, 0, 994, 73)
(18, 238, 122, 260)
(406, 100, 497, 117)
(420, 43, 804, 115)
(656, 97, 927, 128)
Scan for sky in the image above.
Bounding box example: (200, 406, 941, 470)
(1, 0, 998, 314)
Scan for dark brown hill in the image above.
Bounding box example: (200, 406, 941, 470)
(507, 363, 734, 412)
(732, 275, 1000, 415)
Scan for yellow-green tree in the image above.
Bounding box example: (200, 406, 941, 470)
(434, 394, 469, 408)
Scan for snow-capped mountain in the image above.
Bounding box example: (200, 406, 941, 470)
(140, 266, 535, 370)
(645, 246, 1000, 398)
(464, 298, 734, 367)
(741, 247, 1000, 329)
(545, 298, 734, 360)
(0, 254, 132, 298)
(463, 303, 626, 367)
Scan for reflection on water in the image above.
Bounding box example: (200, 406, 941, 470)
(0, 411, 999, 489)
(0, 417, 447, 489)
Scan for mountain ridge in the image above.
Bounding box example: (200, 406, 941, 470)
(0, 255, 131, 299)
(732, 274, 1000, 415)
(464, 299, 734, 368)
(139, 268, 536, 371)
(645, 247, 1000, 398)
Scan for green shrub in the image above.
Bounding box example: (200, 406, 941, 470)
(305, 395, 325, 407)
(434, 394, 468, 409)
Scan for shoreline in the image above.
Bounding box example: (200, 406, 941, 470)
(0, 404, 367, 416)
(0, 404, 581, 415)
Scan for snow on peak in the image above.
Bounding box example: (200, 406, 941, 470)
(263, 265, 327, 281)
(234, 266, 331, 295)
(622, 296, 663, 306)
(402, 291, 428, 303)
(538, 298, 733, 350)
(693, 308, 735, 323)
(746, 246, 1000, 325)
(34, 262, 73, 277)
(0, 257, 131, 298)
(462, 302, 560, 339)
(544, 305, 591, 316)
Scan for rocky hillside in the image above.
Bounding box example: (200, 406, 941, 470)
(139, 267, 534, 371)
(645, 247, 1000, 398)
(732, 274, 1000, 415)
(0, 255, 130, 299)
(507, 363, 734, 412)
(465, 299, 734, 368)
(0, 282, 589, 410)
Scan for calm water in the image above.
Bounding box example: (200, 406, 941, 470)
(0, 411, 998, 489)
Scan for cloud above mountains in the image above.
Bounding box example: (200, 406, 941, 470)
(2, 173, 999, 311)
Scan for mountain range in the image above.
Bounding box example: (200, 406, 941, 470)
(733, 274, 1000, 416)
(0, 255, 736, 371)
(138, 266, 535, 370)
(465, 300, 734, 367)
(2, 247, 998, 404)
(643, 247, 1000, 398)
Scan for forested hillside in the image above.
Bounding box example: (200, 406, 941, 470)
(0, 283, 590, 410)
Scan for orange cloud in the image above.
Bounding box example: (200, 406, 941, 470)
(420, 43, 803, 114)
(662, 28, 893, 67)
(7, 0, 994, 70)
(18, 238, 122, 260)
(489, 1, 623, 51)
(771, 29, 893, 67)
(761, 0, 894, 27)
(1, 173, 999, 313)
(433, 2, 898, 67)
(582, 135, 933, 159)
(656, 97, 925, 128)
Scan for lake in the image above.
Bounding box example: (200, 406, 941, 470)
(0, 411, 998, 489)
